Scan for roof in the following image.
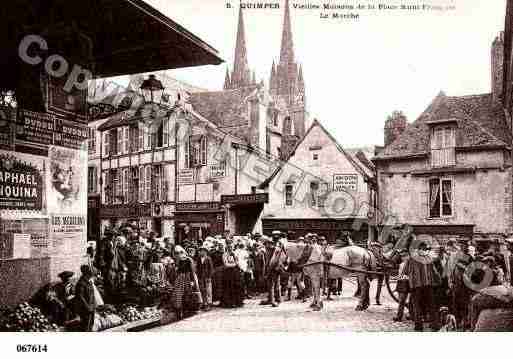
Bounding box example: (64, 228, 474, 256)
(97, 109, 138, 131)
(1, 0, 223, 89)
(259, 119, 373, 188)
(374, 92, 512, 161)
(188, 85, 260, 129)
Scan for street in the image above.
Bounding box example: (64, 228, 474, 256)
(149, 279, 412, 332)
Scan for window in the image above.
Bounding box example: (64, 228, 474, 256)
(117, 128, 123, 155)
(163, 118, 169, 147)
(138, 123, 144, 151)
(145, 166, 152, 202)
(153, 165, 162, 202)
(285, 184, 293, 206)
(313, 153, 319, 161)
(131, 167, 139, 203)
(88, 128, 96, 154)
(188, 135, 208, 167)
(103, 131, 110, 157)
(88, 166, 96, 193)
(122, 168, 129, 203)
(429, 178, 452, 218)
(251, 186, 256, 194)
(273, 113, 278, 127)
(310, 181, 319, 207)
(184, 137, 190, 168)
(266, 132, 271, 159)
(123, 127, 129, 154)
(114, 169, 122, 203)
(431, 126, 455, 167)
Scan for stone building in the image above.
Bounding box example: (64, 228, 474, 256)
(259, 120, 376, 244)
(373, 32, 513, 246)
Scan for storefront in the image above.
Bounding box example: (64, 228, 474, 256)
(174, 202, 225, 244)
(262, 217, 369, 245)
(222, 193, 268, 235)
(99, 204, 152, 235)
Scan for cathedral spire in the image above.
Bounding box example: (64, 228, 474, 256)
(279, 0, 295, 65)
(231, 5, 251, 88)
(297, 64, 304, 88)
(270, 60, 277, 91)
(224, 67, 231, 90)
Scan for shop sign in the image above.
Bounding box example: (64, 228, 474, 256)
(210, 163, 226, 179)
(175, 212, 224, 223)
(54, 118, 88, 150)
(0, 152, 44, 210)
(100, 204, 151, 219)
(262, 219, 352, 231)
(221, 193, 269, 205)
(333, 174, 358, 192)
(178, 169, 194, 185)
(176, 202, 221, 212)
(0, 106, 15, 150)
(16, 110, 55, 146)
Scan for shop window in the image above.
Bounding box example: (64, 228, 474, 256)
(285, 184, 293, 206)
(431, 126, 455, 167)
(88, 166, 96, 194)
(88, 128, 96, 154)
(429, 178, 452, 218)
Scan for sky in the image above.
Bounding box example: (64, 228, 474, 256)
(118, 0, 507, 147)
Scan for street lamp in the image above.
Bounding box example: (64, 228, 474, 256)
(140, 74, 164, 104)
(139, 74, 166, 129)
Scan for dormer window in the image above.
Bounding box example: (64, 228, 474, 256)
(431, 126, 455, 167)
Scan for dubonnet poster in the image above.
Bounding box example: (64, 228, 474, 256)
(46, 146, 87, 215)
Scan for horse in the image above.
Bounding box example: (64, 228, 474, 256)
(283, 242, 380, 311)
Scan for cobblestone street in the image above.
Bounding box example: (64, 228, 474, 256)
(149, 279, 412, 332)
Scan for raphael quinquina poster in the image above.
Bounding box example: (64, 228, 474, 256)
(1, 0, 513, 351)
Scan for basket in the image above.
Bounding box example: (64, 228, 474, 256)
(474, 308, 513, 332)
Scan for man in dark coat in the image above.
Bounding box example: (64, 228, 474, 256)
(74, 265, 96, 332)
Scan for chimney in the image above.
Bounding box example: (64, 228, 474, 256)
(384, 111, 408, 147)
(491, 31, 505, 103)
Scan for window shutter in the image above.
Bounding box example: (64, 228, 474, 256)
(139, 166, 145, 202)
(163, 118, 169, 146)
(184, 137, 190, 168)
(201, 136, 207, 165)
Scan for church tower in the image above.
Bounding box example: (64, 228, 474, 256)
(269, 0, 306, 137)
(224, 6, 254, 89)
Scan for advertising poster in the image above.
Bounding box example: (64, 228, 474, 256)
(16, 109, 55, 146)
(54, 118, 89, 150)
(47, 146, 87, 215)
(50, 214, 86, 255)
(0, 150, 45, 211)
(0, 106, 15, 150)
(333, 174, 358, 192)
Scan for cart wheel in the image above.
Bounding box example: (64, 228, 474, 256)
(385, 273, 399, 303)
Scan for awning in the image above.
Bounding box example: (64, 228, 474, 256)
(0, 0, 223, 89)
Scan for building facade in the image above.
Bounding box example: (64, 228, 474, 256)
(373, 32, 513, 247)
(260, 120, 376, 244)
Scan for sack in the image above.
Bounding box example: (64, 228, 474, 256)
(92, 282, 104, 307)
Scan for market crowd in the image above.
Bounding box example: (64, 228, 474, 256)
(27, 222, 513, 332)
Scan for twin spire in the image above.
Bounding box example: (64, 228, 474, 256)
(224, 0, 299, 91)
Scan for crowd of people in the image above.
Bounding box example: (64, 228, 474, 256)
(390, 237, 513, 332)
(72, 224, 513, 332)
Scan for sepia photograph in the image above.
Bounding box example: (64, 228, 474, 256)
(1, 0, 513, 357)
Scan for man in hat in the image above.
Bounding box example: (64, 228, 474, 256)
(74, 265, 96, 331)
(197, 245, 214, 311)
(452, 238, 474, 329)
(260, 236, 285, 307)
(54, 271, 75, 324)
